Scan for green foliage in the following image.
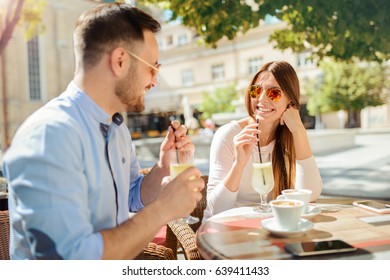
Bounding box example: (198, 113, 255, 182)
(140, 0, 390, 63)
(0, 0, 46, 55)
(198, 84, 238, 120)
(306, 60, 388, 116)
(140, 0, 266, 46)
(20, 0, 47, 40)
(269, 0, 390, 63)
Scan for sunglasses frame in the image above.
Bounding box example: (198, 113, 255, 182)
(248, 85, 283, 102)
(124, 48, 161, 76)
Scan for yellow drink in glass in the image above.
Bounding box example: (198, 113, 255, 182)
(252, 162, 274, 195)
(251, 151, 274, 213)
(169, 148, 198, 224)
(170, 163, 194, 179)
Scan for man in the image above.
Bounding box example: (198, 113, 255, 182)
(2, 3, 204, 259)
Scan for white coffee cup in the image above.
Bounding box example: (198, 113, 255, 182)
(277, 189, 312, 213)
(269, 199, 304, 230)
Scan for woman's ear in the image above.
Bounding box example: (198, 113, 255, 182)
(287, 101, 294, 109)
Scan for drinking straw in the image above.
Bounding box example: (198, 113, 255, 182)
(170, 124, 180, 163)
(256, 117, 266, 185)
(256, 118, 262, 163)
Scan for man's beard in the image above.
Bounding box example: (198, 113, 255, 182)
(114, 66, 145, 113)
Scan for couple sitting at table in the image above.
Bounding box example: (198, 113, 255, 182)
(203, 61, 323, 221)
(3, 6, 321, 260)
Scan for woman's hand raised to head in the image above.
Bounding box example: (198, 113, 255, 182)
(280, 105, 305, 134)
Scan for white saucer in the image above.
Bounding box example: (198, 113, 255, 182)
(261, 218, 313, 237)
(301, 205, 321, 219)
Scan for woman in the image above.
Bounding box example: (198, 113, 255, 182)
(203, 61, 322, 221)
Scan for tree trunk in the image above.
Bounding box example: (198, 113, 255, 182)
(0, 0, 24, 55)
(346, 109, 361, 128)
(1, 1, 25, 151)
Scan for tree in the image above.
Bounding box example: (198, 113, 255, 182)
(1, 0, 46, 151)
(0, 0, 46, 55)
(140, 0, 390, 63)
(305, 60, 389, 128)
(198, 84, 237, 121)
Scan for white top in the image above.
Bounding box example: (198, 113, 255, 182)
(203, 121, 323, 221)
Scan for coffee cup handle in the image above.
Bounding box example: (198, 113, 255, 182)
(276, 195, 284, 200)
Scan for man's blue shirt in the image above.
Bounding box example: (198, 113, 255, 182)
(3, 82, 144, 259)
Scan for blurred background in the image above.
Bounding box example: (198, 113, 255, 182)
(1, 0, 389, 199)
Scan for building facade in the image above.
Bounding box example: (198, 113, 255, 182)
(138, 15, 390, 135)
(0, 0, 97, 150)
(1, 2, 389, 150)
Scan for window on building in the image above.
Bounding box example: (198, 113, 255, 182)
(27, 35, 41, 101)
(177, 34, 188, 46)
(297, 52, 315, 68)
(212, 64, 225, 80)
(248, 57, 263, 74)
(157, 38, 163, 49)
(166, 35, 173, 46)
(181, 69, 194, 86)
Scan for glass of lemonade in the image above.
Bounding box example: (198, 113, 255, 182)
(169, 148, 199, 224)
(252, 150, 274, 213)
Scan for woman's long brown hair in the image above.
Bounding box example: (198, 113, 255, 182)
(245, 61, 301, 198)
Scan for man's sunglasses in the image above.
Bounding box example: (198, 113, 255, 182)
(248, 85, 283, 102)
(125, 49, 161, 76)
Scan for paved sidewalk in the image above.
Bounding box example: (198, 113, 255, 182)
(190, 130, 390, 201)
(314, 131, 390, 200)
